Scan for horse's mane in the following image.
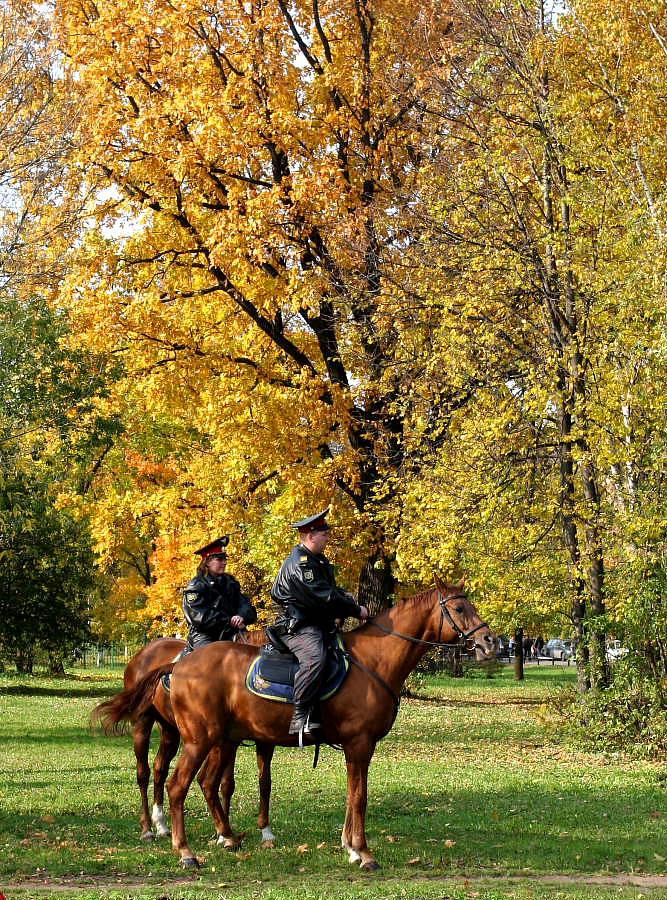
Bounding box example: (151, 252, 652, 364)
(347, 583, 440, 633)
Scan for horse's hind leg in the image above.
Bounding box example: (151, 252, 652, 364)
(133, 714, 154, 841)
(256, 742, 276, 845)
(168, 741, 209, 867)
(197, 743, 245, 849)
(151, 723, 180, 837)
(219, 746, 235, 822)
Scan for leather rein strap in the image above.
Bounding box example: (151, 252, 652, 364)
(368, 593, 490, 651)
(344, 593, 490, 722)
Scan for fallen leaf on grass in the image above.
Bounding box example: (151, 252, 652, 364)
(297, 844, 309, 854)
(407, 857, 421, 864)
(316, 842, 327, 850)
(655, 854, 666, 861)
(385, 834, 399, 842)
(41, 816, 55, 824)
(235, 851, 251, 860)
(260, 839, 275, 849)
(443, 840, 457, 848)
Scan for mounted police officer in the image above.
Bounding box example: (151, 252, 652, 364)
(271, 509, 369, 736)
(183, 535, 257, 653)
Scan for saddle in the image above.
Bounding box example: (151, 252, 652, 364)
(245, 628, 349, 704)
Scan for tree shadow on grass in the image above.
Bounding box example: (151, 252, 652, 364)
(1, 775, 665, 879)
(406, 694, 546, 707)
(0, 684, 115, 699)
(2, 726, 135, 746)
(360, 780, 667, 874)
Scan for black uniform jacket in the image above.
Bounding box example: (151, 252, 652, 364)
(271, 543, 361, 634)
(183, 573, 257, 650)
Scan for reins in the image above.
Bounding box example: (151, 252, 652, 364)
(367, 593, 490, 651)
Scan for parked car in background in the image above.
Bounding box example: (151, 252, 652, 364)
(606, 640, 629, 661)
(542, 638, 574, 660)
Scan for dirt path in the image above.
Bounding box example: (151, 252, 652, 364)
(4, 872, 667, 894)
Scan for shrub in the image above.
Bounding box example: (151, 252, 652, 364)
(554, 654, 667, 758)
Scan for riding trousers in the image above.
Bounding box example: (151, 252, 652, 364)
(280, 625, 326, 705)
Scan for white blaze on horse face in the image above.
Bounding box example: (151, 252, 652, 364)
(151, 804, 170, 836)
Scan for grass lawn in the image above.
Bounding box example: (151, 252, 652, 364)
(0, 663, 666, 900)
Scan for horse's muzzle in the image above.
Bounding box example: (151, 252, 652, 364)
(472, 632, 498, 661)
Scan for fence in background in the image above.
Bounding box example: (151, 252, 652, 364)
(70, 643, 146, 669)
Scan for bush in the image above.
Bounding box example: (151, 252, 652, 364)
(554, 654, 667, 758)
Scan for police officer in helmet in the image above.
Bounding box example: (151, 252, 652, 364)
(271, 509, 368, 736)
(183, 535, 257, 652)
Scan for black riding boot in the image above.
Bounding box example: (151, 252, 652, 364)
(289, 702, 321, 735)
(288, 702, 309, 734)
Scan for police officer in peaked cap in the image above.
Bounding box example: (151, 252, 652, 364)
(270, 509, 368, 736)
(182, 535, 257, 653)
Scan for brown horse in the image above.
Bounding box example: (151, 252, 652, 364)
(102, 579, 496, 870)
(112, 631, 273, 845)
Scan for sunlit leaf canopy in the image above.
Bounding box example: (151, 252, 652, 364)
(3, 0, 667, 656)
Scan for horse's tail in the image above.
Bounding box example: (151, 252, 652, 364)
(91, 664, 175, 736)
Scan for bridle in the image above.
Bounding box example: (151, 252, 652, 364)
(366, 592, 491, 653)
(343, 591, 492, 726)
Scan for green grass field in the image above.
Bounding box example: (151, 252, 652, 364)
(1, 664, 666, 900)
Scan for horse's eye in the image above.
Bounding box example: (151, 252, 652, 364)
(455, 605, 464, 614)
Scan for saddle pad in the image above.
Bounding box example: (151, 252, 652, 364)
(245, 634, 349, 704)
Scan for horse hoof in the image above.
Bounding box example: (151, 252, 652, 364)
(218, 837, 238, 850)
(360, 859, 381, 871)
(140, 831, 155, 842)
(157, 828, 171, 838)
(181, 856, 200, 869)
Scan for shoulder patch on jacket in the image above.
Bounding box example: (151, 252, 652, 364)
(184, 590, 200, 603)
(299, 554, 308, 563)
(303, 568, 314, 582)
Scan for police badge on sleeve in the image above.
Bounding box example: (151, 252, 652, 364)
(303, 568, 314, 582)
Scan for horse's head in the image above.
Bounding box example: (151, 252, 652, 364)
(433, 576, 497, 661)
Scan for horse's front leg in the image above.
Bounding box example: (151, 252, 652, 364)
(197, 743, 245, 850)
(167, 741, 210, 867)
(255, 741, 276, 845)
(133, 714, 154, 841)
(341, 737, 379, 871)
(151, 723, 180, 837)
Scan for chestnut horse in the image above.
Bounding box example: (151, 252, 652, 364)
(101, 579, 496, 870)
(112, 630, 273, 845)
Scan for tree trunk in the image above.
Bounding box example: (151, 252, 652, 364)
(47, 652, 66, 675)
(513, 627, 524, 681)
(357, 552, 396, 616)
(15, 647, 34, 674)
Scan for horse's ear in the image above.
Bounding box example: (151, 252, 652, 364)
(457, 577, 465, 590)
(433, 573, 446, 592)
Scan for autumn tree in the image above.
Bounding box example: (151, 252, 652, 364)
(391, 0, 667, 690)
(45, 0, 460, 623)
